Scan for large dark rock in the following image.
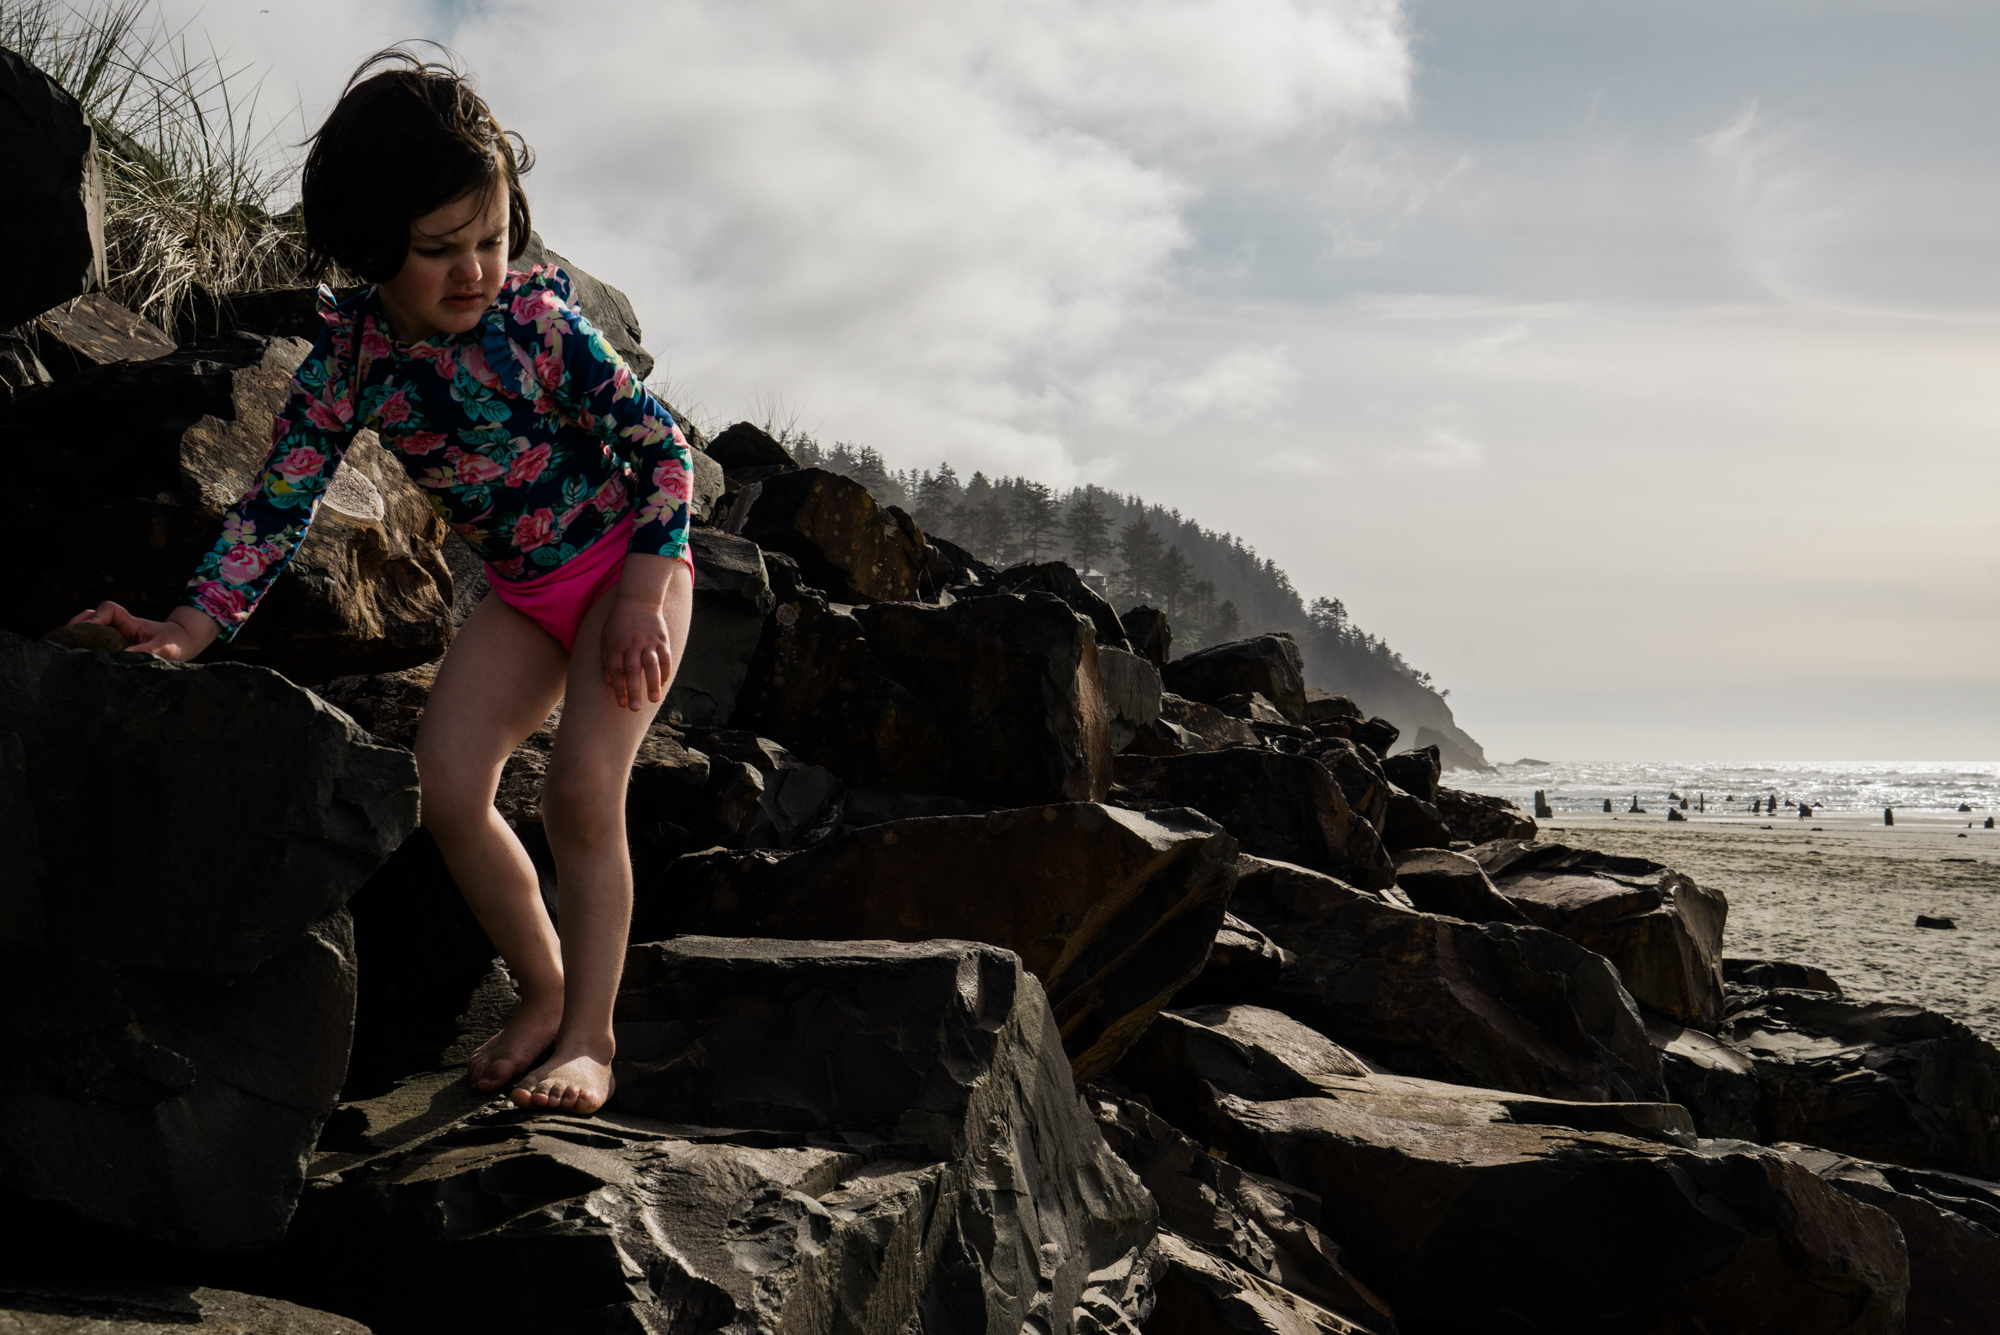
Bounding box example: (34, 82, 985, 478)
(994, 561, 1131, 650)
(1725, 956, 1843, 995)
(637, 803, 1237, 1081)
(1162, 634, 1308, 726)
(1720, 988, 2000, 1180)
(1116, 751, 1394, 892)
(1088, 1086, 1395, 1333)
(1349, 717, 1398, 760)
(857, 594, 1114, 805)
(661, 527, 774, 728)
(1170, 914, 1297, 1009)
(1781, 1145, 2000, 1335)
(0, 47, 107, 331)
(0, 335, 454, 682)
(1122, 604, 1172, 668)
(1375, 787, 1452, 854)
(1389, 848, 1527, 924)
(736, 467, 927, 603)
(1478, 840, 1728, 1030)
(0, 1281, 372, 1332)
(1377, 746, 1440, 803)
(1231, 856, 1665, 1103)
(1432, 787, 1535, 843)
(1161, 692, 1261, 752)
(1301, 737, 1389, 832)
(291, 938, 1162, 1333)
(1157, 1074, 1906, 1333)
(29, 293, 174, 378)
(0, 633, 416, 1246)
(1302, 690, 1361, 727)
(704, 420, 798, 472)
(1099, 645, 1164, 752)
(1644, 1013, 1763, 1141)
(730, 555, 954, 792)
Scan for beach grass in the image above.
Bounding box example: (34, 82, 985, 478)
(5, 0, 330, 339)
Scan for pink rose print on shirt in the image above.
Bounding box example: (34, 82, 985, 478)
(461, 342, 504, 392)
(399, 431, 449, 455)
(651, 457, 692, 502)
(274, 445, 327, 481)
(304, 395, 352, 433)
(488, 556, 526, 580)
(446, 448, 505, 486)
(217, 544, 269, 586)
(375, 388, 413, 426)
(506, 442, 553, 488)
(360, 324, 394, 360)
(194, 581, 248, 625)
(512, 507, 557, 551)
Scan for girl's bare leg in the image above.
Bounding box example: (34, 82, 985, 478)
(511, 574, 692, 1112)
(411, 593, 571, 1093)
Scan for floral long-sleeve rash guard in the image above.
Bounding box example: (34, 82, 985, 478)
(181, 265, 694, 641)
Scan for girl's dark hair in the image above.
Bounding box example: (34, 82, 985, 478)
(302, 46, 533, 283)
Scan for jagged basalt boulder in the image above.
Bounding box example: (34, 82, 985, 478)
(637, 803, 1238, 1081)
(1162, 634, 1308, 726)
(1378, 746, 1440, 803)
(1161, 692, 1260, 752)
(291, 938, 1162, 1333)
(1432, 787, 1535, 843)
(1376, 787, 1452, 853)
(1349, 717, 1399, 760)
(994, 561, 1131, 650)
(1, 46, 107, 331)
(730, 556, 954, 793)
(30, 292, 173, 378)
(1389, 848, 1527, 924)
(1230, 856, 1665, 1103)
(0, 632, 416, 1247)
(856, 594, 1114, 805)
(1088, 1086, 1395, 1333)
(662, 527, 775, 727)
(1098, 645, 1164, 752)
(0, 335, 454, 682)
(0, 1281, 373, 1332)
(1115, 1005, 1907, 1335)
(1302, 737, 1389, 833)
(1478, 840, 1728, 1030)
(1115, 751, 1395, 892)
(1644, 1012, 1763, 1141)
(1721, 988, 2000, 1179)
(1122, 604, 1172, 668)
(735, 467, 927, 603)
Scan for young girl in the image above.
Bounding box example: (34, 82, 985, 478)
(70, 49, 695, 1116)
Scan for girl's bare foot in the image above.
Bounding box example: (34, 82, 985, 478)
(466, 995, 563, 1093)
(510, 1041, 616, 1114)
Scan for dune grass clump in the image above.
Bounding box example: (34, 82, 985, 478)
(5, 0, 333, 339)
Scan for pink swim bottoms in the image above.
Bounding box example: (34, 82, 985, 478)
(485, 516, 635, 653)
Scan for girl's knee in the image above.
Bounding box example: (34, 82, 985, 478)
(540, 768, 626, 847)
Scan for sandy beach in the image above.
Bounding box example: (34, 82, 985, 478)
(1535, 810, 2000, 1044)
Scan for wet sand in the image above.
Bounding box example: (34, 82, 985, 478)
(1534, 810, 2000, 1044)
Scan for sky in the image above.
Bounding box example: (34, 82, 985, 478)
(149, 0, 2000, 760)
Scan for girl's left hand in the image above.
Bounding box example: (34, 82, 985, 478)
(600, 589, 673, 711)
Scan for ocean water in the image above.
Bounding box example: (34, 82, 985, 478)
(1452, 760, 2000, 818)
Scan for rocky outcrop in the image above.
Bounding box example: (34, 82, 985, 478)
(1431, 787, 1535, 843)
(1089, 1086, 1394, 1333)
(1116, 751, 1395, 891)
(1163, 634, 1308, 726)
(1115, 1005, 1908, 1335)
(1122, 604, 1172, 668)
(1721, 987, 2000, 1179)
(1098, 646, 1164, 752)
(661, 527, 775, 727)
(0, 632, 416, 1247)
(1388, 848, 1527, 924)
(1, 46, 107, 332)
(733, 467, 928, 603)
(1478, 840, 1728, 1029)
(1161, 693, 1261, 752)
(293, 938, 1162, 1333)
(0, 1281, 372, 1332)
(636, 803, 1237, 1081)
(994, 561, 1131, 651)
(29, 292, 173, 378)
(1377, 746, 1439, 803)
(856, 595, 1114, 805)
(0, 335, 454, 681)
(1230, 856, 1665, 1103)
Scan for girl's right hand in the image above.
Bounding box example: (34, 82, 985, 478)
(69, 603, 222, 662)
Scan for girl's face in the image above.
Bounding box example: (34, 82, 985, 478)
(376, 184, 510, 343)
